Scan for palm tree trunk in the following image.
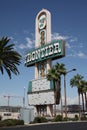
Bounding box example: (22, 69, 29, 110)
(54, 80, 61, 116)
(82, 93, 85, 112)
(64, 74, 67, 118)
(54, 81, 56, 117)
(60, 88, 63, 116)
(54, 92, 56, 117)
(78, 93, 81, 120)
(59, 78, 63, 116)
(84, 92, 87, 111)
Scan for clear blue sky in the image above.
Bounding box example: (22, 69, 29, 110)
(0, 0, 87, 107)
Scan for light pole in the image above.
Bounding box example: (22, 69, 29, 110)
(23, 87, 26, 108)
(64, 68, 76, 118)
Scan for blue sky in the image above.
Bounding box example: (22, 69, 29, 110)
(0, 0, 87, 107)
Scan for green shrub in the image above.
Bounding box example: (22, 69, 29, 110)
(0, 119, 24, 127)
(81, 115, 87, 121)
(0, 116, 2, 121)
(16, 119, 24, 125)
(69, 115, 79, 121)
(52, 115, 63, 122)
(0, 121, 4, 127)
(74, 115, 79, 121)
(63, 117, 69, 121)
(32, 116, 48, 123)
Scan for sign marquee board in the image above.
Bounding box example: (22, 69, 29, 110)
(27, 78, 55, 105)
(28, 78, 54, 92)
(28, 77, 59, 105)
(28, 78, 54, 93)
(27, 77, 55, 105)
(28, 91, 55, 105)
(25, 40, 65, 67)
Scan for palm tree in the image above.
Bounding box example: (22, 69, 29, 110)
(0, 37, 21, 79)
(55, 63, 66, 116)
(46, 65, 60, 116)
(70, 74, 84, 119)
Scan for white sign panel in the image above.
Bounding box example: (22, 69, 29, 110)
(32, 78, 51, 92)
(28, 91, 55, 105)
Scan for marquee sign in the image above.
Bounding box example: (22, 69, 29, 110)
(28, 91, 55, 105)
(28, 78, 54, 93)
(25, 40, 65, 67)
(28, 77, 59, 105)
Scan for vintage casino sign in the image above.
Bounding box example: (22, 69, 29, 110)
(25, 9, 66, 115)
(25, 40, 65, 67)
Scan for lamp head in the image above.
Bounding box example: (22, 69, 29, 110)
(72, 68, 76, 71)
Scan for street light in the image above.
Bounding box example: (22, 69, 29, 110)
(23, 87, 26, 108)
(64, 68, 76, 118)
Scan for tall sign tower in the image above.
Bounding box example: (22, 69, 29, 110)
(25, 9, 65, 117)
